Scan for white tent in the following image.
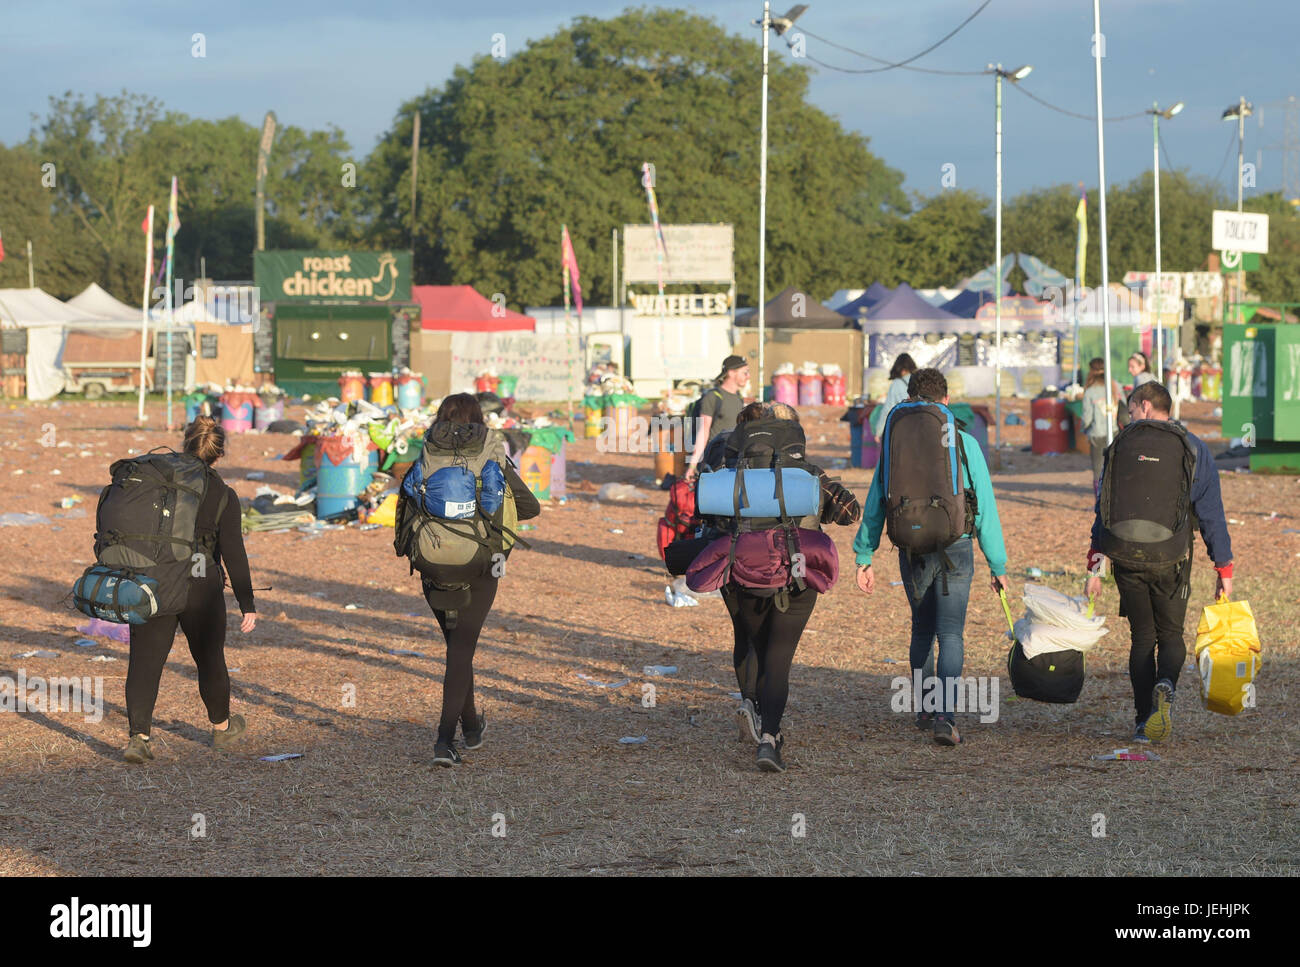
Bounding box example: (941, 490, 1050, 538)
(66, 283, 142, 322)
(0, 288, 103, 400)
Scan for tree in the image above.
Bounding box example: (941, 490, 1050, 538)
(0, 143, 94, 296)
(363, 8, 907, 308)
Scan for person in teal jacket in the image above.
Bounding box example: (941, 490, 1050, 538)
(854, 368, 1009, 746)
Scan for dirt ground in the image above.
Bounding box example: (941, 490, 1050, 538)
(0, 396, 1296, 876)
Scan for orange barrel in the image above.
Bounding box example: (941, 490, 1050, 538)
(1030, 398, 1070, 455)
(338, 372, 366, 403)
(653, 417, 685, 482)
(474, 373, 500, 394)
(823, 373, 847, 405)
(603, 403, 636, 449)
(518, 444, 553, 500)
(368, 372, 394, 407)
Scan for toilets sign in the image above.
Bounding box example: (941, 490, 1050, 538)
(254, 250, 412, 303)
(1211, 211, 1269, 255)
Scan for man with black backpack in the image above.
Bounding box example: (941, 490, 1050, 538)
(684, 355, 749, 482)
(853, 368, 1008, 747)
(1085, 380, 1233, 744)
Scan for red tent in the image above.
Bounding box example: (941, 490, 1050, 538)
(413, 285, 536, 332)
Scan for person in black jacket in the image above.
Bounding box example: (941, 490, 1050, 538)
(123, 416, 257, 764)
(400, 393, 541, 767)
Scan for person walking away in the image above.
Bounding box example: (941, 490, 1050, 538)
(869, 353, 917, 440)
(685, 355, 749, 481)
(703, 402, 860, 772)
(1085, 381, 1233, 744)
(1080, 357, 1110, 496)
(394, 393, 541, 766)
(854, 369, 1009, 746)
(119, 417, 257, 763)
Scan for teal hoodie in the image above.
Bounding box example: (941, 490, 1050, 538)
(852, 428, 1007, 576)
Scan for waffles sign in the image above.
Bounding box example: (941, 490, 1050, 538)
(254, 250, 412, 303)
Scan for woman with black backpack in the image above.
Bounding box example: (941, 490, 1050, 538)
(694, 402, 860, 772)
(120, 416, 257, 764)
(395, 393, 540, 766)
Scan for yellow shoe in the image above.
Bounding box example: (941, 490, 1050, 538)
(1143, 681, 1175, 743)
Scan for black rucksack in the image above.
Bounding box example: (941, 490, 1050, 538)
(76, 450, 226, 621)
(879, 400, 977, 556)
(1096, 420, 1197, 569)
(1007, 642, 1086, 704)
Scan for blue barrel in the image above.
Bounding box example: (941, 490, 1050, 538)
(316, 449, 374, 518)
(697, 467, 820, 518)
(253, 398, 284, 430)
(396, 376, 423, 409)
(847, 408, 865, 467)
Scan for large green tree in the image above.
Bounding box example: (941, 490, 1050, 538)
(364, 8, 908, 307)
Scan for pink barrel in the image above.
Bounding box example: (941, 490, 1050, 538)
(797, 373, 824, 406)
(773, 373, 798, 405)
(221, 393, 256, 434)
(823, 374, 846, 405)
(550, 440, 567, 499)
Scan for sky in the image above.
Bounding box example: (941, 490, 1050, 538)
(3, 0, 1297, 202)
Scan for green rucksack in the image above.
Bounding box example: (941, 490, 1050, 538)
(393, 423, 526, 586)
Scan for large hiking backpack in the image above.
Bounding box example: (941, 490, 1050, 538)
(73, 450, 226, 623)
(879, 400, 976, 556)
(657, 477, 700, 562)
(686, 418, 837, 597)
(1096, 420, 1198, 569)
(394, 423, 527, 586)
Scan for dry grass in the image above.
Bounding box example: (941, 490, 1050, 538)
(0, 398, 1296, 876)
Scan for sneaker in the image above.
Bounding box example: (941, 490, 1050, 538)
(737, 699, 760, 743)
(212, 713, 246, 750)
(756, 732, 785, 773)
(433, 739, 462, 767)
(915, 711, 935, 731)
(1144, 680, 1175, 743)
(462, 714, 486, 751)
(1132, 722, 1152, 744)
(124, 734, 154, 764)
(933, 717, 962, 746)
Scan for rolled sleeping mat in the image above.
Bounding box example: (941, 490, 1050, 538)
(696, 467, 820, 518)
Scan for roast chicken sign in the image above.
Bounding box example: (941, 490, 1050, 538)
(254, 250, 412, 303)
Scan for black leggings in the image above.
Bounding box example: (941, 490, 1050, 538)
(126, 577, 231, 736)
(424, 574, 499, 743)
(1115, 563, 1190, 723)
(722, 586, 818, 736)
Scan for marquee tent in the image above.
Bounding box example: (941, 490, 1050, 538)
(0, 288, 103, 400)
(414, 285, 536, 332)
(735, 286, 857, 329)
(834, 282, 892, 321)
(66, 283, 142, 322)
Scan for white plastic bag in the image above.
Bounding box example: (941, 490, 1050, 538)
(1015, 583, 1109, 658)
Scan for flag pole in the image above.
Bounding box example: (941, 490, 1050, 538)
(1092, 1, 1114, 447)
(138, 205, 154, 424)
(164, 175, 179, 431)
(562, 224, 573, 428)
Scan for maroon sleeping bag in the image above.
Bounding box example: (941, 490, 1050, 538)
(686, 528, 839, 594)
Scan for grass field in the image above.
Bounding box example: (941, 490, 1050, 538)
(0, 397, 1295, 876)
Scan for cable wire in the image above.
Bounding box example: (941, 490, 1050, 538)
(787, 0, 992, 75)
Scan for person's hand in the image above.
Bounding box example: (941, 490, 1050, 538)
(856, 565, 875, 595)
(240, 613, 257, 633)
(991, 574, 1009, 595)
(684, 463, 698, 483)
(1215, 574, 1233, 599)
(1085, 575, 1102, 600)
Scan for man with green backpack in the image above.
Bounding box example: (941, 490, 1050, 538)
(854, 368, 1009, 746)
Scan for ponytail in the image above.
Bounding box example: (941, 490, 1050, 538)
(183, 415, 226, 465)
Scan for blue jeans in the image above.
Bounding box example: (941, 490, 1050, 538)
(898, 537, 974, 719)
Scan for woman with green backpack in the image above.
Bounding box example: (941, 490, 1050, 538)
(394, 393, 540, 766)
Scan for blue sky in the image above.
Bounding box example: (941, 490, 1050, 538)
(3, 0, 1296, 201)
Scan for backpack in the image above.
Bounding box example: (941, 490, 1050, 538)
(1096, 420, 1198, 570)
(657, 478, 699, 562)
(686, 418, 832, 599)
(73, 450, 227, 623)
(1007, 642, 1086, 704)
(879, 400, 977, 557)
(393, 423, 527, 587)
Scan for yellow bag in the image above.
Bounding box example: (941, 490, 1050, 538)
(1194, 596, 1262, 716)
(367, 493, 399, 528)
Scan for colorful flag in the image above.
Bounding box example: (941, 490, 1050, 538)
(0, 226, 5, 262)
(561, 224, 583, 318)
(1074, 184, 1087, 287)
(166, 175, 181, 242)
(642, 162, 668, 296)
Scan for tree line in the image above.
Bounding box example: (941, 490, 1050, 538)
(1, 9, 1295, 309)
